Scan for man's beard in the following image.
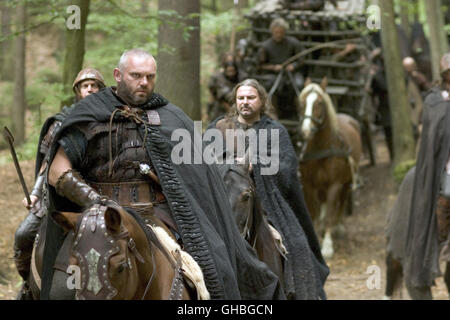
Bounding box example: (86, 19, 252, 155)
(238, 103, 254, 118)
(117, 80, 152, 106)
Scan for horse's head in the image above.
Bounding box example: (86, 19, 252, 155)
(52, 201, 148, 300)
(299, 77, 336, 141)
(219, 162, 258, 244)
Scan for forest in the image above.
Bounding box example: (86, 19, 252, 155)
(0, 0, 450, 301)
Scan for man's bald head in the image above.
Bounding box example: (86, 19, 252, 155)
(118, 48, 157, 72)
(114, 49, 157, 106)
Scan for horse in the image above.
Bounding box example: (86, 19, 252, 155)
(385, 166, 450, 299)
(218, 162, 286, 290)
(29, 201, 209, 300)
(298, 77, 362, 259)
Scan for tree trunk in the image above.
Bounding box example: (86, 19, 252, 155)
(12, 3, 26, 145)
(379, 0, 415, 166)
(412, 0, 419, 23)
(140, 0, 148, 13)
(398, 0, 410, 40)
(237, 0, 250, 9)
(0, 0, 13, 81)
(425, 0, 448, 81)
(157, 0, 201, 120)
(61, 0, 90, 108)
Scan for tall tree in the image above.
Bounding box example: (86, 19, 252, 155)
(157, 0, 201, 120)
(379, 0, 415, 166)
(0, 0, 13, 80)
(425, 0, 448, 81)
(61, 0, 90, 107)
(12, 2, 26, 144)
(398, 0, 410, 39)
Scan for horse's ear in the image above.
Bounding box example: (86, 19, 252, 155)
(52, 211, 79, 233)
(320, 76, 328, 91)
(104, 207, 122, 234)
(304, 77, 311, 87)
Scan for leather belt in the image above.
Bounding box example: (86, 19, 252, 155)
(88, 180, 166, 206)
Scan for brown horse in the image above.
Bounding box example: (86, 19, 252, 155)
(218, 162, 286, 290)
(298, 77, 362, 259)
(29, 201, 209, 300)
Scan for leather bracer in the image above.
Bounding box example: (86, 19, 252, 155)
(31, 174, 45, 199)
(55, 169, 102, 207)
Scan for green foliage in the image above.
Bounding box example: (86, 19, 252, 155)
(393, 159, 416, 185)
(83, 2, 161, 86)
(202, 11, 248, 39)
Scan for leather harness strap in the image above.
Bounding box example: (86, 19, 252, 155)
(168, 249, 185, 300)
(300, 147, 350, 162)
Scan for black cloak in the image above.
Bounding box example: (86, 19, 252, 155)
(207, 115, 329, 299)
(386, 166, 415, 265)
(405, 87, 450, 288)
(40, 87, 285, 300)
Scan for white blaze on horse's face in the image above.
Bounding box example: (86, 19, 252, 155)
(301, 91, 318, 141)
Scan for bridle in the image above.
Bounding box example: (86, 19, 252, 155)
(227, 165, 258, 247)
(299, 88, 326, 130)
(71, 203, 185, 300)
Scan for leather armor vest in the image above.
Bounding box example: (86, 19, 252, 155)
(76, 118, 165, 206)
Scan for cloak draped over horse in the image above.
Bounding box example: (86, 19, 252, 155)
(208, 114, 329, 300)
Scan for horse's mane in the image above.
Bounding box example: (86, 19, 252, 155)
(299, 83, 339, 135)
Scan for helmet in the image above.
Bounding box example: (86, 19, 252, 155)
(72, 68, 105, 93)
(440, 53, 450, 76)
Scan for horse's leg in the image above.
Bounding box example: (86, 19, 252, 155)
(303, 185, 322, 236)
(345, 188, 353, 216)
(444, 262, 450, 298)
(321, 184, 343, 259)
(383, 252, 403, 299)
(335, 184, 351, 239)
(405, 281, 433, 300)
(254, 224, 285, 291)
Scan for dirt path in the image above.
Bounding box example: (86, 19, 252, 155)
(323, 134, 448, 300)
(0, 134, 448, 300)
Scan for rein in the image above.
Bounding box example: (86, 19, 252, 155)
(135, 219, 185, 300)
(139, 233, 184, 300)
(300, 147, 351, 163)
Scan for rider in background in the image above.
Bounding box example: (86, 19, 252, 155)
(207, 53, 245, 123)
(13, 68, 105, 300)
(404, 53, 450, 299)
(208, 78, 329, 299)
(258, 18, 306, 120)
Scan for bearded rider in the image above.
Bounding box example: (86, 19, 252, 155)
(207, 79, 329, 299)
